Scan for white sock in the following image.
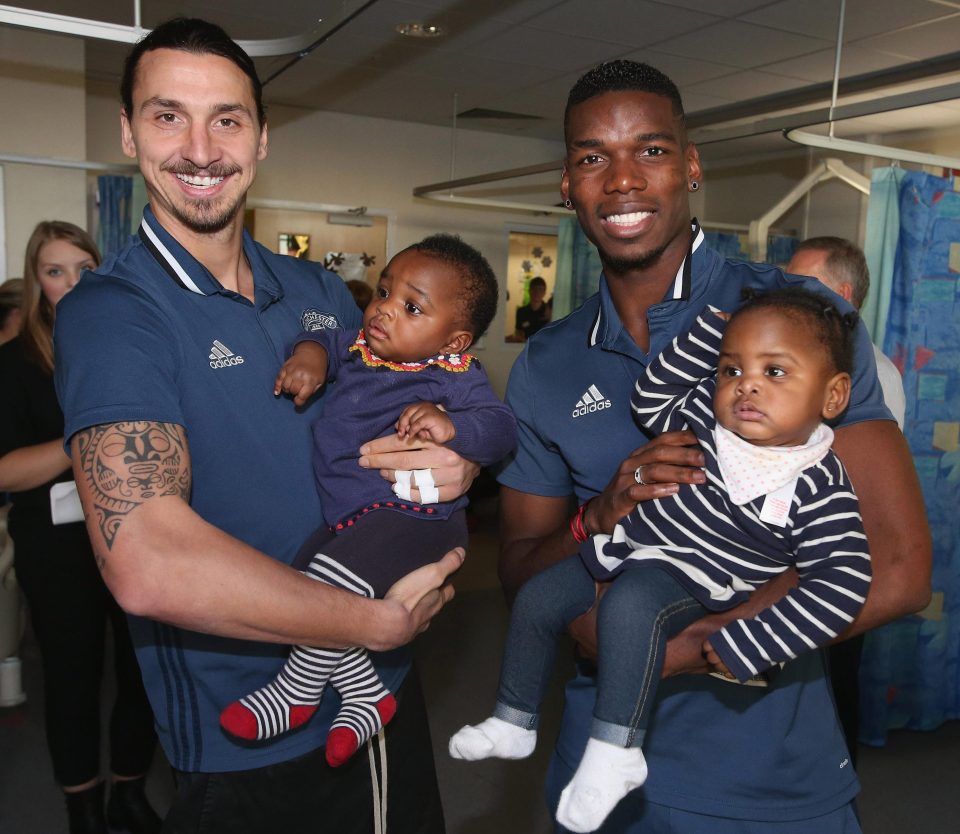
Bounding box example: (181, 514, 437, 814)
(555, 737, 648, 833)
(448, 716, 537, 761)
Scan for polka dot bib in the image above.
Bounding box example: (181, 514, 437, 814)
(715, 422, 834, 507)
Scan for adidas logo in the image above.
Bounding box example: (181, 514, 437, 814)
(208, 339, 245, 369)
(572, 384, 612, 418)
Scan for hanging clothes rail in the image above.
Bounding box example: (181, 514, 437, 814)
(747, 157, 869, 263)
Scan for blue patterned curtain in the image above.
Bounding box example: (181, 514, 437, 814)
(552, 216, 602, 320)
(700, 231, 797, 265)
(97, 175, 134, 258)
(702, 231, 744, 259)
(859, 168, 960, 745)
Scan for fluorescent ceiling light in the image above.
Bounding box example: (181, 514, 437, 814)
(395, 22, 444, 38)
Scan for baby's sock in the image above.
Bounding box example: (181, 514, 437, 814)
(325, 648, 396, 767)
(555, 737, 648, 833)
(220, 646, 342, 740)
(448, 716, 537, 761)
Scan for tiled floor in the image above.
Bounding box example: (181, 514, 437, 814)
(1, 497, 958, 832)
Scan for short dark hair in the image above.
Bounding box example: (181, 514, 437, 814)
(121, 17, 265, 127)
(793, 236, 870, 310)
(565, 60, 685, 138)
(528, 276, 547, 291)
(734, 286, 858, 375)
(406, 234, 499, 341)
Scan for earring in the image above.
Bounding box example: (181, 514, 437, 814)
(564, 198, 573, 209)
(689, 181, 700, 192)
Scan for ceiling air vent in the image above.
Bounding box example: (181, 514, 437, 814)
(457, 108, 543, 121)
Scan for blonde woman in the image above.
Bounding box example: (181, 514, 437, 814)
(0, 222, 160, 834)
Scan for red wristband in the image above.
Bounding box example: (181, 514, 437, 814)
(570, 501, 591, 544)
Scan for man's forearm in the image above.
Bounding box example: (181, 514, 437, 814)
(95, 495, 408, 650)
(72, 420, 415, 652)
(498, 489, 574, 605)
(499, 527, 578, 606)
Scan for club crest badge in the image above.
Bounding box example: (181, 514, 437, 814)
(301, 309, 339, 332)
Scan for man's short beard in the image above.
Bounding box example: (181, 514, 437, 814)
(172, 199, 240, 235)
(602, 242, 669, 275)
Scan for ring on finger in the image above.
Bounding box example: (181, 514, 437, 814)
(634, 465, 648, 486)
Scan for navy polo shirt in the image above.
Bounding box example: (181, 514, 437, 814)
(499, 237, 892, 821)
(54, 206, 413, 773)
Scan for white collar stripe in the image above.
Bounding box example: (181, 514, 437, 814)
(589, 308, 602, 347)
(140, 218, 206, 296)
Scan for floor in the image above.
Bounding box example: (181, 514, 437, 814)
(1, 497, 958, 833)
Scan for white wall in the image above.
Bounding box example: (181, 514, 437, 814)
(87, 82, 565, 395)
(0, 28, 87, 280)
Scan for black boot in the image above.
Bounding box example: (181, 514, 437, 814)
(106, 777, 162, 834)
(65, 782, 107, 834)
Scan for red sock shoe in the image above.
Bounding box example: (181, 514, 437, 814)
(220, 700, 319, 741)
(325, 694, 397, 767)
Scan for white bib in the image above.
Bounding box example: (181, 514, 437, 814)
(715, 422, 834, 508)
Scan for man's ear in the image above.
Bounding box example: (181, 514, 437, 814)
(120, 109, 137, 160)
(686, 141, 702, 186)
(442, 331, 473, 355)
(823, 372, 852, 419)
(257, 122, 269, 161)
(560, 164, 570, 206)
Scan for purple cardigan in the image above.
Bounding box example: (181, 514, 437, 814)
(296, 328, 516, 526)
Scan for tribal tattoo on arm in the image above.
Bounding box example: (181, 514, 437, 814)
(74, 422, 191, 561)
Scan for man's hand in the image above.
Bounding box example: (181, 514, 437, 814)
(701, 640, 732, 678)
(582, 430, 705, 535)
(275, 341, 328, 406)
(371, 547, 465, 651)
(358, 435, 479, 502)
(396, 402, 456, 444)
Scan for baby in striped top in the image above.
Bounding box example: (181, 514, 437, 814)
(450, 286, 871, 833)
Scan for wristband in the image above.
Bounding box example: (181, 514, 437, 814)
(570, 500, 592, 544)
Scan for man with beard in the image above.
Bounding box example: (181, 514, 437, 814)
(55, 18, 468, 834)
(497, 60, 930, 833)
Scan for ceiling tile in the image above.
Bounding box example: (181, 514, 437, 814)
(653, 19, 833, 68)
(742, 0, 953, 41)
(858, 11, 960, 60)
(621, 49, 750, 87)
(466, 24, 630, 69)
(648, 0, 773, 15)
(687, 68, 816, 100)
(520, 0, 720, 46)
(760, 44, 912, 83)
(681, 90, 741, 111)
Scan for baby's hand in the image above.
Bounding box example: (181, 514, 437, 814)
(701, 639, 733, 678)
(396, 402, 455, 444)
(275, 343, 327, 407)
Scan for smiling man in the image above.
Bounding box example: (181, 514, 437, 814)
(497, 60, 930, 833)
(54, 17, 467, 834)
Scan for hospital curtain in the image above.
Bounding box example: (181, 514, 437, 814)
(859, 167, 960, 745)
(96, 175, 133, 257)
(552, 216, 601, 320)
